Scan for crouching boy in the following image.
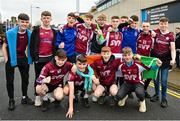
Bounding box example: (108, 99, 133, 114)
(91, 46, 121, 106)
(115, 47, 162, 112)
(64, 54, 99, 118)
(36, 49, 73, 112)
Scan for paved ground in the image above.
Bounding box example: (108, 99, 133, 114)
(168, 68, 180, 92)
(0, 62, 180, 120)
(0, 48, 4, 63)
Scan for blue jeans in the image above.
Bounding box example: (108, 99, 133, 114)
(153, 67, 169, 99)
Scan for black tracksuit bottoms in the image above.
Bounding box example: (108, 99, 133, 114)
(5, 58, 29, 99)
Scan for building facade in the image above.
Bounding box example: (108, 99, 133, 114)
(93, 0, 180, 32)
(0, 12, 2, 23)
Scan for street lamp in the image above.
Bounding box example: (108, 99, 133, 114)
(30, 4, 40, 25)
(76, 0, 80, 13)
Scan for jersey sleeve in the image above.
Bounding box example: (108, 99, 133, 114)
(66, 62, 73, 71)
(169, 32, 175, 42)
(90, 61, 97, 71)
(55, 31, 63, 48)
(113, 58, 122, 71)
(68, 71, 76, 83)
(36, 64, 50, 84)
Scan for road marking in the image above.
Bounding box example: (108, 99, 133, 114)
(149, 82, 180, 99)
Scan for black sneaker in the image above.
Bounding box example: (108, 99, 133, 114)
(109, 96, 116, 106)
(150, 94, 159, 102)
(74, 94, 79, 103)
(80, 91, 85, 98)
(21, 96, 34, 105)
(8, 99, 15, 111)
(145, 91, 151, 98)
(161, 98, 168, 108)
(54, 100, 61, 108)
(98, 96, 106, 105)
(83, 98, 90, 108)
(41, 100, 50, 112)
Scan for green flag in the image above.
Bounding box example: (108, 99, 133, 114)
(140, 56, 159, 80)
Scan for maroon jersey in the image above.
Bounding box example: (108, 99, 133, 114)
(17, 32, 28, 58)
(153, 29, 174, 57)
(105, 30, 123, 54)
(91, 57, 121, 86)
(119, 61, 150, 84)
(136, 32, 153, 56)
(102, 24, 111, 33)
(39, 27, 54, 57)
(68, 68, 89, 86)
(75, 23, 93, 54)
(5, 32, 28, 58)
(37, 60, 73, 85)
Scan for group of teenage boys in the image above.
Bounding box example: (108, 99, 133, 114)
(2, 10, 176, 119)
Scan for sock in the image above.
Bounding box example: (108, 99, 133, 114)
(43, 94, 48, 101)
(84, 93, 89, 98)
(22, 96, 26, 99)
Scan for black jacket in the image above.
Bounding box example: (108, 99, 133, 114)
(175, 33, 180, 49)
(90, 31, 106, 54)
(30, 26, 57, 62)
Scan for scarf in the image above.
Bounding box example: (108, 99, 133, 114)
(76, 65, 94, 92)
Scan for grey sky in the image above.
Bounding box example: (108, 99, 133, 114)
(0, 0, 97, 25)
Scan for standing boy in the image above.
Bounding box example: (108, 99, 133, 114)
(150, 17, 176, 108)
(56, 12, 77, 63)
(175, 27, 180, 69)
(136, 21, 154, 98)
(75, 13, 94, 55)
(2, 13, 33, 111)
(90, 14, 109, 54)
(121, 15, 139, 54)
(30, 11, 57, 106)
(105, 16, 123, 55)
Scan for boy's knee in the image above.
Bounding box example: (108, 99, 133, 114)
(94, 90, 102, 97)
(63, 86, 69, 96)
(54, 92, 64, 101)
(115, 89, 124, 100)
(36, 84, 47, 96)
(54, 88, 64, 101)
(110, 85, 118, 96)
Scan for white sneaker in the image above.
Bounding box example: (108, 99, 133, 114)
(139, 100, 146, 112)
(92, 95, 98, 102)
(118, 95, 128, 107)
(47, 93, 55, 103)
(34, 96, 42, 106)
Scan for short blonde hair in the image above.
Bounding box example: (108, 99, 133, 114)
(98, 14, 107, 21)
(122, 47, 133, 55)
(84, 13, 93, 20)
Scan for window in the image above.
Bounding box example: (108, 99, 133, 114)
(107, 1, 112, 7)
(112, 0, 115, 5)
(97, 0, 121, 11)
